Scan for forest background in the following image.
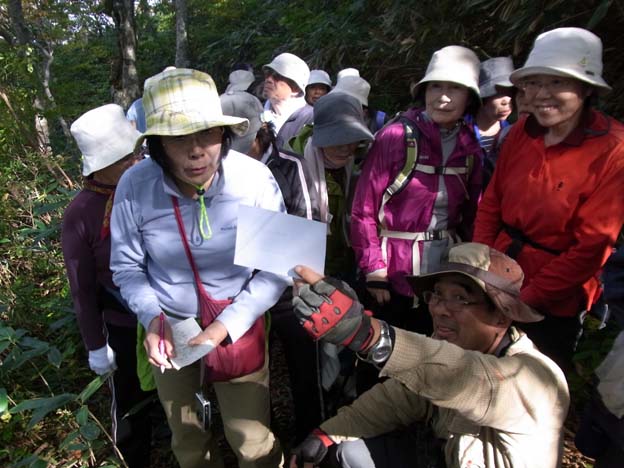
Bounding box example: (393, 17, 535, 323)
(0, 0, 622, 467)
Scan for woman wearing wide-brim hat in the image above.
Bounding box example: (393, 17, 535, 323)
(62, 104, 151, 467)
(474, 27, 624, 372)
(350, 46, 484, 354)
(110, 68, 286, 467)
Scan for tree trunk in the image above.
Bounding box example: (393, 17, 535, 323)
(110, 0, 140, 108)
(6, 0, 70, 159)
(38, 44, 71, 142)
(7, 0, 31, 45)
(175, 0, 190, 68)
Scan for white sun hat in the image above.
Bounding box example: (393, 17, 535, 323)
(263, 52, 310, 94)
(71, 104, 142, 177)
(137, 68, 249, 148)
(331, 75, 370, 107)
(510, 27, 611, 92)
(225, 69, 255, 94)
(337, 68, 360, 81)
(413, 45, 481, 99)
(307, 69, 332, 88)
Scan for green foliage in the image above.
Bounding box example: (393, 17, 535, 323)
(0, 43, 40, 158)
(175, 0, 624, 117)
(0, 145, 122, 466)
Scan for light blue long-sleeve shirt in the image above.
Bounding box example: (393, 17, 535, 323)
(110, 151, 288, 342)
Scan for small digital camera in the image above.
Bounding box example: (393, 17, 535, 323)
(194, 391, 211, 431)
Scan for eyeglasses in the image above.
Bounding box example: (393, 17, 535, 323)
(162, 127, 224, 151)
(422, 290, 485, 313)
(517, 77, 575, 95)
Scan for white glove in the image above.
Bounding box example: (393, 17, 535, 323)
(88, 344, 117, 375)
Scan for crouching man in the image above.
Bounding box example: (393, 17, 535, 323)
(290, 242, 569, 468)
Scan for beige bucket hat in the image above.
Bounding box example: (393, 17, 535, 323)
(407, 242, 543, 323)
(413, 45, 481, 99)
(510, 27, 611, 92)
(137, 68, 249, 148)
(71, 104, 141, 176)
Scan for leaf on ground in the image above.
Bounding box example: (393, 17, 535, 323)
(0, 387, 7, 413)
(47, 346, 62, 368)
(79, 421, 100, 440)
(75, 405, 89, 426)
(60, 430, 81, 450)
(77, 373, 109, 403)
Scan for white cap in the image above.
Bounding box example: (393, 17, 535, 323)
(413, 45, 481, 98)
(71, 104, 141, 177)
(510, 27, 610, 92)
(337, 68, 360, 81)
(331, 75, 370, 107)
(307, 69, 332, 88)
(225, 70, 255, 94)
(263, 52, 310, 94)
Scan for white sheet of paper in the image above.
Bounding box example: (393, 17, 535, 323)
(234, 205, 326, 277)
(169, 318, 215, 370)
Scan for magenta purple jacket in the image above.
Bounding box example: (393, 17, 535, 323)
(350, 108, 483, 297)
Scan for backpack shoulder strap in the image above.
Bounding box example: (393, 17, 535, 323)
(384, 117, 420, 198)
(377, 117, 420, 226)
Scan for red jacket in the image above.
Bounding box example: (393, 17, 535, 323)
(474, 110, 624, 317)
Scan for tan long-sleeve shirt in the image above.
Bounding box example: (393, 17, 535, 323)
(321, 327, 569, 467)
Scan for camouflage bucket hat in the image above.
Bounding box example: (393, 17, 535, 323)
(407, 242, 543, 323)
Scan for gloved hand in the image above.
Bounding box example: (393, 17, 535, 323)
(366, 270, 391, 305)
(88, 344, 117, 375)
(293, 273, 373, 352)
(289, 428, 334, 467)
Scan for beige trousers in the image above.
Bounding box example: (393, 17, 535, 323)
(152, 358, 283, 468)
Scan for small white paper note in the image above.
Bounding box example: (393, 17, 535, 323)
(234, 205, 326, 277)
(169, 318, 215, 370)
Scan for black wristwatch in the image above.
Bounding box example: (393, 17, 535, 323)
(366, 320, 393, 365)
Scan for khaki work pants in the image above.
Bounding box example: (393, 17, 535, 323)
(152, 357, 283, 468)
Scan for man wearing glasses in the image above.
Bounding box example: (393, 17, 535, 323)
(289, 242, 569, 468)
(262, 52, 310, 133)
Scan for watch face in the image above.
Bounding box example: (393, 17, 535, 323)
(372, 344, 392, 362)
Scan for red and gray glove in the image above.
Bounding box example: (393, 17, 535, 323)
(290, 428, 334, 467)
(293, 277, 373, 352)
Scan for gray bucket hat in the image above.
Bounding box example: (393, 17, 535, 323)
(225, 70, 255, 94)
(312, 93, 374, 148)
(219, 91, 264, 154)
(331, 76, 370, 107)
(479, 57, 514, 98)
